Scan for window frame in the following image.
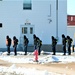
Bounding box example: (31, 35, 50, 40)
(23, 0, 32, 10)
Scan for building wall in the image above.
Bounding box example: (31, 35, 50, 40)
(0, 0, 67, 49)
(67, 26, 75, 38)
(58, 0, 67, 44)
(67, 26, 75, 45)
(67, 15, 75, 45)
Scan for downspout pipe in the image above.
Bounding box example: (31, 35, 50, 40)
(56, 0, 58, 39)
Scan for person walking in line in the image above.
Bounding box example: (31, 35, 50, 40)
(6, 35, 11, 55)
(37, 37, 42, 55)
(62, 34, 67, 55)
(67, 36, 73, 55)
(33, 34, 37, 50)
(51, 36, 57, 55)
(23, 35, 29, 55)
(12, 36, 18, 55)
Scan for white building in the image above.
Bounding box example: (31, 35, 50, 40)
(67, 15, 75, 46)
(0, 0, 67, 51)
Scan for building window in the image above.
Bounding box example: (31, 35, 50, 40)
(30, 27, 33, 34)
(0, 23, 2, 27)
(24, 27, 27, 34)
(23, 0, 32, 10)
(22, 27, 27, 34)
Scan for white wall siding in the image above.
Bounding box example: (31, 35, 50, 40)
(0, 0, 67, 48)
(67, 26, 75, 38)
(58, 0, 67, 43)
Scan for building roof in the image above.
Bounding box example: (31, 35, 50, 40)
(67, 15, 75, 26)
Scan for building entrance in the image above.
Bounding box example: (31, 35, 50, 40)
(20, 25, 34, 46)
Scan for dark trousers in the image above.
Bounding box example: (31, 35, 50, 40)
(14, 46, 17, 55)
(68, 46, 71, 55)
(7, 46, 10, 55)
(73, 45, 74, 52)
(52, 46, 56, 55)
(24, 46, 27, 55)
(63, 45, 66, 55)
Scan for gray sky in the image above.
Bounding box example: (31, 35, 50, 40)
(67, 0, 75, 15)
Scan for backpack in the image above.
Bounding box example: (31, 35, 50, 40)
(27, 38, 29, 44)
(8, 38, 11, 46)
(16, 39, 18, 45)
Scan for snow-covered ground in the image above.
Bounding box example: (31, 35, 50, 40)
(0, 64, 64, 75)
(0, 51, 75, 75)
(1, 51, 75, 64)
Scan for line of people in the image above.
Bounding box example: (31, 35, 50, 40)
(6, 35, 18, 55)
(6, 34, 42, 56)
(51, 34, 73, 55)
(22, 34, 42, 55)
(6, 34, 73, 56)
(62, 34, 73, 55)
